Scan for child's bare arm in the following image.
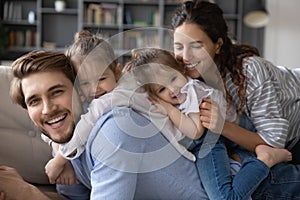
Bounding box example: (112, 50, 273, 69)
(55, 161, 78, 185)
(45, 142, 69, 184)
(150, 96, 205, 139)
(167, 104, 205, 139)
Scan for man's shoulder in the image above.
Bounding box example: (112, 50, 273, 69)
(98, 106, 150, 126)
(87, 106, 153, 143)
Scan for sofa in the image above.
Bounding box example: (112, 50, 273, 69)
(0, 65, 67, 199)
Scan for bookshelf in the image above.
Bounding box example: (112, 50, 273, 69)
(0, 0, 79, 60)
(0, 0, 265, 62)
(0, 0, 38, 59)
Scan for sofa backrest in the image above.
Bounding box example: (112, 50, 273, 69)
(0, 65, 52, 184)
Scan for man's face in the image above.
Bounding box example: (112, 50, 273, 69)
(22, 71, 77, 143)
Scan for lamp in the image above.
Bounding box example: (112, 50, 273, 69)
(243, 1, 270, 28)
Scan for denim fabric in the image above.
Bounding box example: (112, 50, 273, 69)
(252, 162, 300, 200)
(192, 130, 269, 200)
(235, 114, 300, 199)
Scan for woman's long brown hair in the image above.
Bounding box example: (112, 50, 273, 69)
(171, 0, 260, 113)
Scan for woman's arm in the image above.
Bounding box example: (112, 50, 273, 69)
(200, 98, 266, 152)
(222, 121, 266, 151)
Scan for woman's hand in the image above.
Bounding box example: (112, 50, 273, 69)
(200, 98, 225, 134)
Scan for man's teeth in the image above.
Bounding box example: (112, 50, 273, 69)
(48, 115, 65, 124)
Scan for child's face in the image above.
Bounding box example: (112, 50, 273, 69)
(78, 67, 118, 102)
(151, 68, 187, 105)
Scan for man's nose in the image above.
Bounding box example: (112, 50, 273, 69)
(42, 99, 56, 114)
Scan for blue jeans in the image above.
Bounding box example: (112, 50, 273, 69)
(190, 113, 290, 200)
(235, 115, 300, 199)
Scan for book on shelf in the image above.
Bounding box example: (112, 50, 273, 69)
(85, 3, 119, 25)
(9, 30, 36, 48)
(153, 11, 160, 26)
(124, 10, 132, 24)
(124, 31, 159, 50)
(3, 1, 22, 21)
(86, 3, 102, 24)
(102, 3, 118, 25)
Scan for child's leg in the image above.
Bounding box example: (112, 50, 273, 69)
(235, 113, 292, 165)
(193, 131, 269, 200)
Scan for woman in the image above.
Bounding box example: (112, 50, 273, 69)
(171, 1, 300, 199)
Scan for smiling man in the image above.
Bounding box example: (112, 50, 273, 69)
(10, 51, 82, 144)
(8, 50, 211, 199)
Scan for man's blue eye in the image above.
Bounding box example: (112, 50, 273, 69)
(53, 90, 63, 96)
(28, 99, 39, 106)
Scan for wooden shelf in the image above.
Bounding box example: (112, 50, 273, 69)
(0, 0, 265, 61)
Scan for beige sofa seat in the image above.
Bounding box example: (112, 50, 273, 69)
(0, 65, 66, 199)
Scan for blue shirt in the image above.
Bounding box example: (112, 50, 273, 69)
(58, 106, 209, 200)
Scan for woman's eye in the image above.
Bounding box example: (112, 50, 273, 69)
(191, 44, 202, 49)
(174, 45, 183, 51)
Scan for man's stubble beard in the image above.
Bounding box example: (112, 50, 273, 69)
(41, 123, 75, 144)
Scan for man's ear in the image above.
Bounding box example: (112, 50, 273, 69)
(115, 63, 122, 81)
(215, 38, 223, 54)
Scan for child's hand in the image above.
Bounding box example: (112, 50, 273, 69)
(55, 161, 78, 185)
(149, 96, 173, 116)
(45, 158, 64, 184)
(199, 98, 224, 134)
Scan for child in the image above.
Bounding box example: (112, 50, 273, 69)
(125, 47, 292, 199)
(43, 30, 122, 185)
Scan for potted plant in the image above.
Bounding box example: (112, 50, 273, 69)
(53, 0, 66, 12)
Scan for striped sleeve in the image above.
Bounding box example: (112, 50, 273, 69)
(234, 57, 289, 148)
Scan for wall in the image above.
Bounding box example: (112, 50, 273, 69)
(264, 0, 300, 68)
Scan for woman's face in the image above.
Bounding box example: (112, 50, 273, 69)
(173, 23, 222, 79)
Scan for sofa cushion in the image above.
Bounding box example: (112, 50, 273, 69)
(0, 65, 52, 184)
